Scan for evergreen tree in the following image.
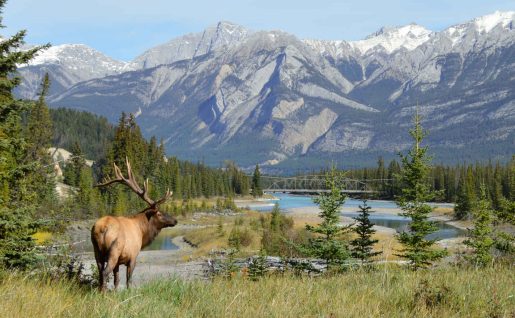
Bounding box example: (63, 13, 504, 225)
(491, 164, 504, 210)
(454, 171, 476, 220)
(464, 186, 495, 267)
(0, 1, 50, 269)
(395, 112, 447, 270)
(376, 157, 386, 192)
(63, 141, 85, 187)
(270, 202, 281, 231)
(24, 74, 56, 205)
(76, 166, 94, 213)
(252, 164, 263, 197)
(248, 251, 268, 281)
(350, 200, 381, 264)
(386, 160, 401, 199)
(26, 73, 53, 161)
(304, 168, 351, 269)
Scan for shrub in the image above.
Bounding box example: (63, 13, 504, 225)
(228, 227, 253, 250)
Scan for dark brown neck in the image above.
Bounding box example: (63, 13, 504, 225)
(132, 213, 162, 248)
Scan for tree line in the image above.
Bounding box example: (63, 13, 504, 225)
(60, 111, 252, 217)
(262, 155, 514, 221)
(347, 157, 513, 206)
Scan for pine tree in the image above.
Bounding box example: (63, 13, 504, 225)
(395, 112, 447, 270)
(0, 1, 50, 269)
(455, 166, 477, 219)
(464, 186, 495, 267)
(76, 166, 94, 214)
(252, 164, 263, 197)
(63, 141, 86, 187)
(491, 164, 504, 210)
(26, 73, 53, 160)
(248, 251, 268, 281)
(376, 157, 386, 192)
(22, 74, 56, 205)
(261, 203, 293, 255)
(350, 200, 381, 264)
(386, 160, 401, 199)
(304, 168, 351, 269)
(270, 202, 281, 231)
(171, 158, 182, 199)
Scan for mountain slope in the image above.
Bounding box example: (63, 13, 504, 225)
(129, 21, 251, 69)
(16, 11, 515, 170)
(15, 44, 129, 99)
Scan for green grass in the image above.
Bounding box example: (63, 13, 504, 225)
(1, 265, 513, 317)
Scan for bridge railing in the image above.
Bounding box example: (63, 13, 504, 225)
(257, 175, 392, 193)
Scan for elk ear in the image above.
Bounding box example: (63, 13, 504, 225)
(144, 208, 158, 219)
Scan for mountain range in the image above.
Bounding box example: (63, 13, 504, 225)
(14, 11, 515, 171)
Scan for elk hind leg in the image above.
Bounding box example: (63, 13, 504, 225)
(113, 265, 120, 290)
(101, 256, 118, 292)
(92, 242, 105, 290)
(126, 259, 137, 289)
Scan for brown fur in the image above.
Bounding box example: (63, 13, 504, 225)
(91, 209, 177, 291)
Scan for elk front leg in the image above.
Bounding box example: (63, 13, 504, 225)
(126, 259, 136, 289)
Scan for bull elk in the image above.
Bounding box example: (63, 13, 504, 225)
(91, 158, 177, 291)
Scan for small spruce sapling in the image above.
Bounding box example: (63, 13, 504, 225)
(304, 168, 351, 270)
(248, 251, 268, 281)
(464, 185, 495, 267)
(350, 200, 381, 265)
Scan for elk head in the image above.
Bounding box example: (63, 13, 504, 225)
(97, 157, 177, 227)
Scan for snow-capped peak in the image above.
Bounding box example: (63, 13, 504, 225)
(29, 44, 88, 66)
(473, 10, 514, 33)
(441, 11, 514, 47)
(349, 23, 433, 54)
(29, 44, 127, 72)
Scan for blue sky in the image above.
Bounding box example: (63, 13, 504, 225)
(3, 0, 514, 61)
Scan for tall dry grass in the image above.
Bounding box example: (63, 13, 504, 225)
(1, 265, 513, 317)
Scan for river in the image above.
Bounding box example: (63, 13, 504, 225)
(147, 193, 463, 251)
(245, 193, 464, 240)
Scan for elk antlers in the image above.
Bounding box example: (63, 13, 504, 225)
(97, 157, 172, 208)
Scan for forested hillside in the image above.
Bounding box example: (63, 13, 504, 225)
(52, 110, 249, 220)
(50, 108, 114, 161)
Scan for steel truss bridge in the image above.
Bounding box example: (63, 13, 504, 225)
(258, 175, 391, 194)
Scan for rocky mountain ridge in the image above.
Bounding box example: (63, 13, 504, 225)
(13, 11, 515, 170)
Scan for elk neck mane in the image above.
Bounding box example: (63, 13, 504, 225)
(130, 209, 161, 248)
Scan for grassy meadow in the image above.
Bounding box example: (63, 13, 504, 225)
(1, 265, 513, 317)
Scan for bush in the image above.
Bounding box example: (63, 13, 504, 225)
(248, 253, 268, 281)
(260, 207, 308, 257)
(228, 227, 253, 250)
